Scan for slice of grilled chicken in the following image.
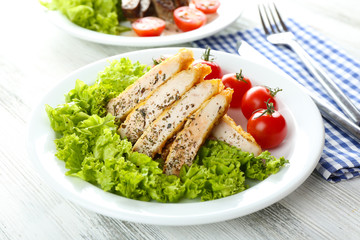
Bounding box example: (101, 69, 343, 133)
(133, 79, 223, 158)
(106, 49, 194, 120)
(211, 115, 262, 156)
(119, 63, 211, 143)
(163, 89, 233, 176)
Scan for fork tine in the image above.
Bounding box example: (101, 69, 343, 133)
(258, 5, 270, 35)
(262, 4, 275, 33)
(267, 3, 281, 32)
(272, 3, 288, 31)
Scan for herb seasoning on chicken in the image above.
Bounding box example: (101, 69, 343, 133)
(132, 79, 223, 158)
(164, 89, 233, 176)
(107, 48, 193, 120)
(119, 63, 211, 143)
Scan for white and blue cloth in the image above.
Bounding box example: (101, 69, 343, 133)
(192, 19, 360, 183)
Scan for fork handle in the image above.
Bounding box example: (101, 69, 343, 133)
(287, 39, 360, 125)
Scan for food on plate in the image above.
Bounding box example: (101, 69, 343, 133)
(40, 0, 130, 35)
(193, 0, 220, 14)
(151, 0, 189, 22)
(173, 6, 207, 32)
(241, 85, 282, 119)
(222, 69, 252, 108)
(141, 0, 156, 17)
(107, 48, 194, 120)
(133, 79, 223, 158)
(41, 0, 216, 36)
(175, 0, 191, 7)
(164, 88, 233, 176)
(247, 100, 288, 149)
(119, 63, 211, 143)
(45, 48, 288, 203)
(122, 0, 141, 20)
(211, 115, 262, 156)
(122, 0, 156, 20)
(193, 47, 222, 80)
(132, 16, 166, 36)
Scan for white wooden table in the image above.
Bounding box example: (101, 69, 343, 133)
(1, 0, 359, 239)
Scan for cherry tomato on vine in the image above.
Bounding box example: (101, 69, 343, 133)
(247, 100, 287, 149)
(193, 47, 222, 80)
(194, 0, 221, 14)
(241, 86, 282, 119)
(132, 17, 166, 37)
(173, 6, 206, 32)
(222, 69, 252, 108)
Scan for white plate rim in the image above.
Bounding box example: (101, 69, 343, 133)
(27, 47, 325, 226)
(42, 0, 247, 46)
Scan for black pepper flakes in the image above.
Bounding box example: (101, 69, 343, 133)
(154, 73, 159, 85)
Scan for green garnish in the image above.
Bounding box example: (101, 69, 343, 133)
(40, 0, 130, 35)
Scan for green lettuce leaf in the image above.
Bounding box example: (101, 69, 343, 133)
(40, 0, 130, 35)
(65, 58, 149, 117)
(45, 103, 90, 134)
(244, 151, 288, 180)
(55, 133, 89, 173)
(180, 140, 248, 201)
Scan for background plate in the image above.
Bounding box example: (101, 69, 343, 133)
(27, 47, 324, 226)
(44, 0, 247, 46)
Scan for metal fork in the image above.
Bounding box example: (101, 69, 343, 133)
(258, 3, 360, 126)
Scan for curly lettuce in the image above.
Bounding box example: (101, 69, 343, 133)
(65, 58, 149, 117)
(40, 0, 129, 35)
(180, 140, 287, 201)
(46, 57, 288, 203)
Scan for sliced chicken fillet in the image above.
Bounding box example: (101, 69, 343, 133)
(106, 49, 194, 120)
(211, 115, 262, 156)
(133, 79, 223, 158)
(163, 89, 233, 176)
(119, 63, 211, 143)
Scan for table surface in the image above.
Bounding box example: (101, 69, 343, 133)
(1, 0, 360, 239)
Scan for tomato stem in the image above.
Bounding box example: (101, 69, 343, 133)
(236, 69, 248, 83)
(254, 99, 275, 119)
(267, 86, 282, 97)
(201, 46, 215, 62)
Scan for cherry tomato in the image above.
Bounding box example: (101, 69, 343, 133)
(247, 101, 287, 149)
(173, 6, 206, 32)
(194, 0, 221, 14)
(132, 17, 166, 37)
(193, 47, 222, 80)
(241, 86, 282, 119)
(222, 69, 252, 108)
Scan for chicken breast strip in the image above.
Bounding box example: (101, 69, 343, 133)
(106, 49, 194, 120)
(163, 89, 233, 176)
(211, 115, 262, 156)
(119, 63, 211, 143)
(133, 79, 223, 158)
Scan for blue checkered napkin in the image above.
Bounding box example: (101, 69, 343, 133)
(192, 18, 360, 183)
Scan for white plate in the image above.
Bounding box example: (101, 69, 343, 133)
(44, 0, 246, 46)
(27, 47, 324, 226)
